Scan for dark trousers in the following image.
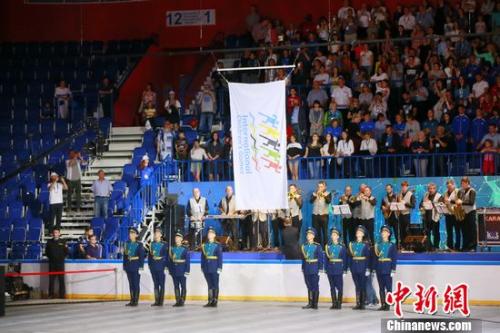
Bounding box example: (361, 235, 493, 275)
(376, 273, 393, 293)
(203, 272, 219, 290)
(291, 216, 302, 230)
(398, 214, 410, 246)
(462, 211, 477, 251)
(312, 214, 329, 246)
(48, 263, 65, 298)
(424, 218, 441, 250)
(150, 270, 165, 299)
(251, 221, 269, 248)
(66, 179, 81, 210)
(386, 215, 400, 248)
(222, 219, 239, 246)
(241, 217, 252, 249)
(342, 217, 355, 245)
(351, 272, 366, 296)
(49, 203, 63, 231)
(303, 273, 320, 292)
(271, 218, 281, 247)
(359, 218, 375, 244)
(172, 275, 187, 293)
(126, 270, 141, 300)
(445, 214, 461, 250)
(327, 274, 343, 295)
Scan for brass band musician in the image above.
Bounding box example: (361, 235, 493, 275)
(381, 184, 399, 246)
(339, 186, 354, 244)
(441, 179, 461, 251)
(457, 177, 477, 252)
(310, 181, 332, 246)
(419, 183, 442, 251)
(397, 181, 415, 249)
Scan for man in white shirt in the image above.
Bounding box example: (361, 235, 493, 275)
(331, 76, 352, 112)
(398, 7, 416, 35)
(48, 172, 68, 231)
(337, 0, 355, 21)
(197, 85, 216, 136)
(471, 74, 489, 100)
(91, 170, 113, 218)
(359, 132, 378, 177)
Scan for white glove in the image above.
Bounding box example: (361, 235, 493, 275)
(320, 270, 326, 274)
(343, 271, 348, 276)
(365, 270, 370, 277)
(185, 272, 190, 276)
(139, 267, 144, 272)
(390, 271, 395, 278)
(217, 269, 222, 274)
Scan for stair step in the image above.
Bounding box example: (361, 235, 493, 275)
(111, 126, 144, 136)
(87, 166, 125, 173)
(108, 142, 142, 151)
(108, 136, 143, 142)
(91, 158, 131, 168)
(102, 151, 133, 157)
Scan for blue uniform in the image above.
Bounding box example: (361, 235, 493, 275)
(123, 241, 145, 305)
(324, 243, 347, 298)
(301, 242, 323, 292)
(169, 244, 190, 301)
(148, 241, 168, 305)
(201, 241, 223, 290)
(372, 241, 397, 294)
(348, 241, 371, 306)
(471, 117, 489, 149)
(452, 114, 471, 152)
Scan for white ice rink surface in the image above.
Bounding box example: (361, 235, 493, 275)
(1, 301, 500, 333)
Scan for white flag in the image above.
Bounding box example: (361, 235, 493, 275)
(229, 80, 289, 210)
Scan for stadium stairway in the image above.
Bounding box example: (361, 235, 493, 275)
(59, 126, 145, 240)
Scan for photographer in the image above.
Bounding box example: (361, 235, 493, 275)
(65, 150, 86, 212)
(48, 172, 68, 232)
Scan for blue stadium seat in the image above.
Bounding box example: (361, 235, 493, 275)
(8, 201, 24, 219)
(102, 217, 119, 243)
(121, 164, 137, 186)
(26, 243, 41, 259)
(11, 242, 26, 259)
(91, 217, 105, 239)
(11, 227, 27, 242)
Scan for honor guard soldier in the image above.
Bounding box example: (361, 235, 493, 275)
(123, 227, 145, 306)
(45, 227, 68, 298)
(324, 227, 347, 309)
(372, 225, 397, 311)
(348, 225, 371, 310)
(201, 226, 223, 307)
(301, 227, 324, 310)
(169, 231, 190, 307)
(149, 227, 168, 307)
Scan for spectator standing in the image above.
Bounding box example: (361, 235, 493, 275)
(309, 101, 325, 137)
(54, 80, 72, 119)
(304, 134, 323, 179)
(91, 170, 113, 218)
(98, 77, 114, 118)
(190, 140, 208, 182)
(141, 83, 157, 109)
(411, 131, 431, 177)
(164, 90, 182, 125)
(452, 105, 471, 152)
(359, 132, 378, 177)
(45, 227, 68, 298)
(287, 135, 303, 180)
(307, 81, 329, 108)
(65, 150, 85, 212)
(471, 109, 489, 150)
(48, 172, 67, 231)
(206, 132, 224, 181)
(198, 85, 216, 136)
(331, 76, 352, 114)
(156, 120, 175, 161)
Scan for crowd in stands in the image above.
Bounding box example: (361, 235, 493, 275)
(138, 1, 500, 180)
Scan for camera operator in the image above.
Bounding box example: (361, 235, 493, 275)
(48, 172, 68, 232)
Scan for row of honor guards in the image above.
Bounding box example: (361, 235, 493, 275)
(123, 226, 222, 307)
(186, 176, 477, 252)
(301, 224, 397, 310)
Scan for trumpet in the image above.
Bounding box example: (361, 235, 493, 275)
(340, 194, 349, 204)
(288, 192, 297, 200)
(382, 203, 392, 218)
(316, 191, 326, 198)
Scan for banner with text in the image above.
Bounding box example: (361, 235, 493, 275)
(229, 80, 288, 210)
